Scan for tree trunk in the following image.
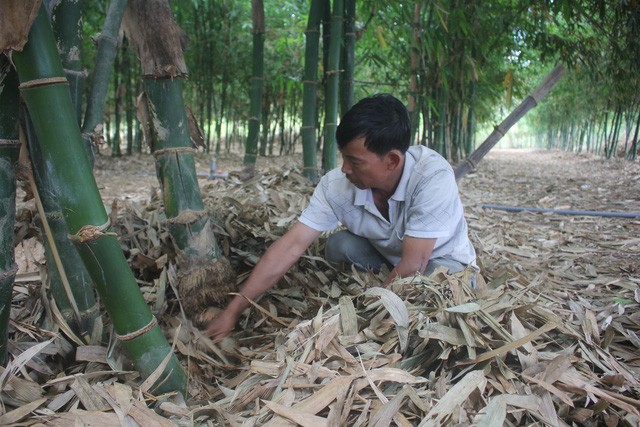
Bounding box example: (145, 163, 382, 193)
(9, 4, 187, 395)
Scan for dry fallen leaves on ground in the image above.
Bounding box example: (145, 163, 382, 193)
(5, 148, 640, 426)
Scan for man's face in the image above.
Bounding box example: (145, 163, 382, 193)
(339, 137, 394, 190)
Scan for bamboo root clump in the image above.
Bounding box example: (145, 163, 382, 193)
(177, 256, 236, 325)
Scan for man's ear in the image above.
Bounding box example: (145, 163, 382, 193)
(386, 150, 402, 170)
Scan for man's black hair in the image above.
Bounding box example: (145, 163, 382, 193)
(336, 93, 411, 156)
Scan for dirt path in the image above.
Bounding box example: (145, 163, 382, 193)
(458, 149, 639, 282)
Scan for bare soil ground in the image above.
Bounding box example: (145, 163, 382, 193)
(7, 148, 640, 425)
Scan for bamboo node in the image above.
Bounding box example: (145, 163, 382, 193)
(0, 263, 18, 282)
(152, 147, 196, 158)
(165, 209, 208, 225)
(19, 77, 68, 90)
(44, 211, 65, 222)
(62, 68, 88, 78)
(0, 139, 20, 147)
(116, 316, 158, 341)
(68, 221, 116, 243)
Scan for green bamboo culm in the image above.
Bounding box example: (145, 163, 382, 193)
(143, 80, 217, 254)
(0, 58, 20, 367)
(48, 0, 84, 124)
(123, 0, 235, 326)
(81, 0, 127, 160)
(340, 0, 356, 116)
(301, 0, 323, 184)
(323, 0, 344, 172)
(242, 0, 265, 176)
(23, 111, 98, 341)
(11, 5, 187, 396)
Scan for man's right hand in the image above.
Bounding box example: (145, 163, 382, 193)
(205, 310, 238, 342)
(202, 222, 320, 342)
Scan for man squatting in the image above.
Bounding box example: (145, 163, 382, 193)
(206, 93, 477, 341)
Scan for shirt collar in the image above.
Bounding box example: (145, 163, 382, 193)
(390, 152, 414, 202)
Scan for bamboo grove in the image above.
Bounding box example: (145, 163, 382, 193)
(0, 0, 638, 400)
(92, 0, 640, 162)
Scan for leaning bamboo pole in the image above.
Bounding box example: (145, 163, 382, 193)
(8, 4, 187, 395)
(455, 64, 567, 181)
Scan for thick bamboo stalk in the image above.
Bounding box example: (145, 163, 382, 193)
(49, 0, 84, 124)
(123, 0, 235, 325)
(11, 5, 187, 395)
(0, 59, 20, 367)
(301, 0, 323, 184)
(454, 64, 567, 181)
(23, 112, 98, 340)
(323, 0, 344, 172)
(40, 2, 98, 338)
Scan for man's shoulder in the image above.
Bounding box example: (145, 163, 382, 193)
(407, 145, 453, 174)
(316, 168, 354, 194)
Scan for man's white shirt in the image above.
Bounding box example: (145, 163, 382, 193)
(299, 145, 477, 267)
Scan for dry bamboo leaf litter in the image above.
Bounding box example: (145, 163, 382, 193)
(6, 149, 640, 425)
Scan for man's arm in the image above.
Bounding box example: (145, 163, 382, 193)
(206, 221, 320, 341)
(382, 236, 436, 287)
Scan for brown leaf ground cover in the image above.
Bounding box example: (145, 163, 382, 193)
(6, 148, 640, 426)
